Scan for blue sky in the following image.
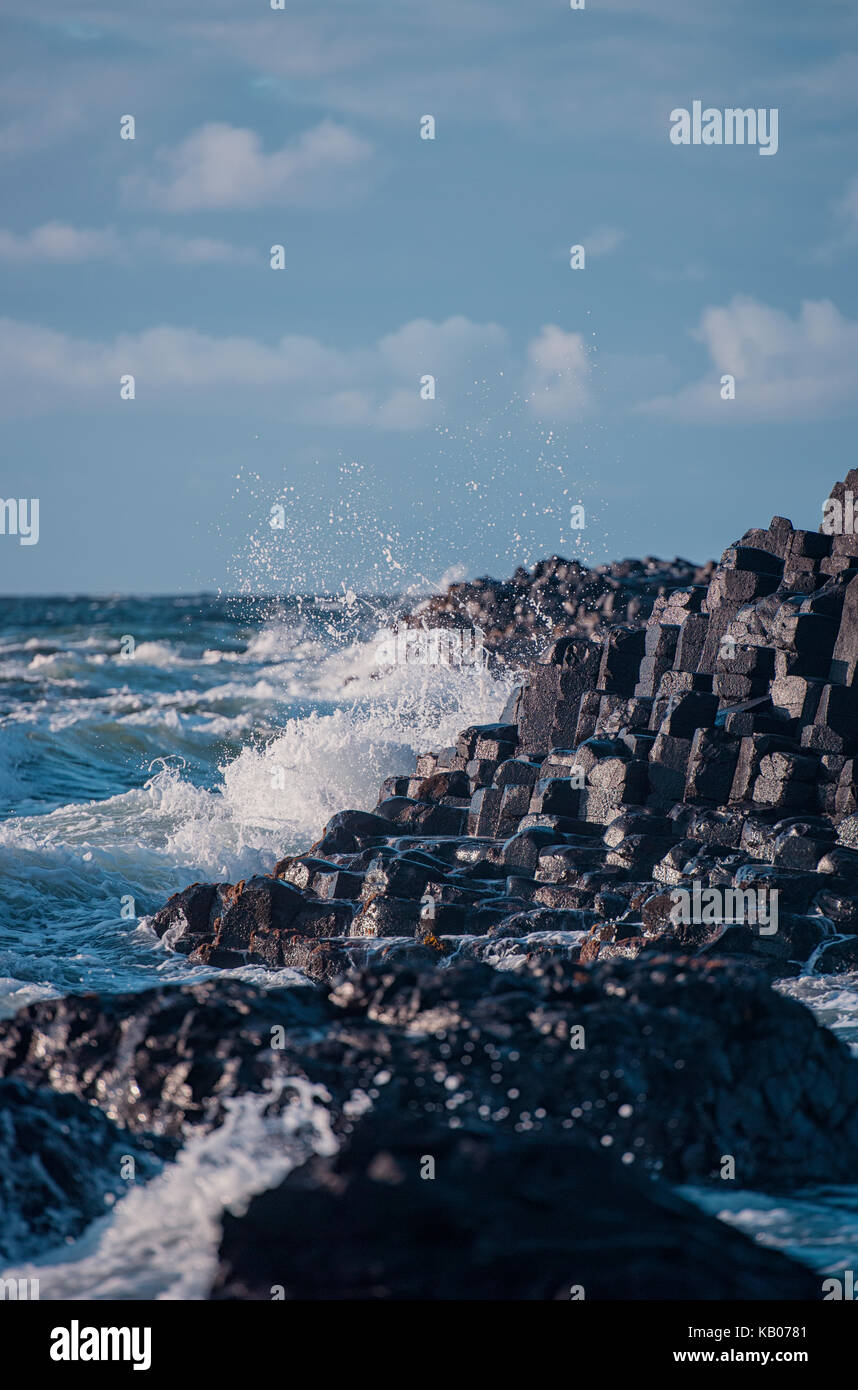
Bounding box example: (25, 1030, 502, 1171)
(0, 0, 856, 595)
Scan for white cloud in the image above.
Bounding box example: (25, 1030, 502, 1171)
(0, 223, 119, 262)
(136, 230, 253, 264)
(0, 313, 596, 428)
(524, 325, 593, 421)
(581, 226, 626, 258)
(0, 222, 250, 264)
(0, 315, 498, 425)
(643, 295, 858, 421)
(0, 68, 104, 156)
(181, 16, 394, 81)
(0, 0, 851, 171)
(377, 315, 508, 380)
(126, 120, 373, 212)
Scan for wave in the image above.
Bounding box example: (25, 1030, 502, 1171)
(0, 621, 516, 1004)
(0, 1077, 337, 1299)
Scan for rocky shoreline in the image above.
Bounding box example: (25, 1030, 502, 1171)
(4, 471, 858, 1298)
(404, 551, 714, 664)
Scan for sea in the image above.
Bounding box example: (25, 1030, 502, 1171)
(0, 593, 856, 1297)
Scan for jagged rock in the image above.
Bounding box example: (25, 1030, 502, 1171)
(144, 473, 858, 1141)
(150, 881, 224, 953)
(352, 895, 424, 936)
(406, 555, 710, 666)
(831, 574, 858, 686)
(210, 1114, 819, 1302)
(3, 924, 858, 1212)
(0, 982, 331, 1136)
(0, 1080, 172, 1263)
(311, 808, 395, 855)
(12, 468, 858, 1304)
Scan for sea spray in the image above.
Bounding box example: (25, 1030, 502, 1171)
(0, 1077, 337, 1301)
(0, 598, 516, 1008)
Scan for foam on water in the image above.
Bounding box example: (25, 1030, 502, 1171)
(684, 1184, 858, 1279)
(4, 593, 858, 1293)
(0, 1077, 338, 1300)
(0, 598, 517, 1005)
(777, 971, 858, 1055)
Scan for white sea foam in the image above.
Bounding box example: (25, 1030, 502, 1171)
(777, 970, 858, 1055)
(0, 976, 59, 1020)
(684, 1183, 858, 1277)
(0, 622, 516, 1003)
(3, 596, 858, 1293)
(0, 1077, 338, 1300)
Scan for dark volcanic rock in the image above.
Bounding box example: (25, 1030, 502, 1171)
(210, 1113, 818, 1301)
(406, 553, 712, 664)
(319, 951, 858, 1189)
(0, 982, 331, 1137)
(148, 475, 858, 989)
(4, 952, 857, 1191)
(117, 467, 858, 1290)
(0, 1079, 171, 1262)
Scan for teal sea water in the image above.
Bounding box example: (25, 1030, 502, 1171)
(1, 592, 856, 1297)
(0, 593, 511, 1012)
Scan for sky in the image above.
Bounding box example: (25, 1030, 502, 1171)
(0, 0, 856, 595)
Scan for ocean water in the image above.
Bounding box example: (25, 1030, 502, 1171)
(0, 593, 514, 1014)
(1, 593, 857, 1298)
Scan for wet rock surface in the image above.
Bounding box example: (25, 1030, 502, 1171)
(405, 553, 714, 664)
(149, 474, 858, 989)
(0, 982, 329, 1137)
(211, 1113, 820, 1301)
(2, 952, 856, 1193)
(6, 473, 858, 1297)
(0, 1079, 171, 1262)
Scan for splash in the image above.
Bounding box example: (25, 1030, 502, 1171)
(0, 1077, 337, 1300)
(0, 602, 517, 1004)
